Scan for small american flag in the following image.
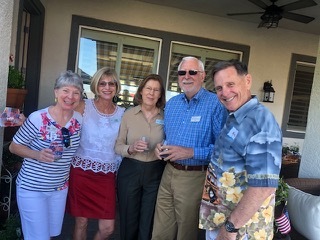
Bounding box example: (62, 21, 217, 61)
(275, 206, 291, 234)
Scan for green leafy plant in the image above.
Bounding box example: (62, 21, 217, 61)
(0, 213, 22, 240)
(8, 66, 25, 89)
(275, 177, 289, 206)
(282, 143, 300, 156)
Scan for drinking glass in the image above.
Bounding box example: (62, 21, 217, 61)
(49, 141, 64, 161)
(141, 136, 149, 152)
(160, 140, 170, 159)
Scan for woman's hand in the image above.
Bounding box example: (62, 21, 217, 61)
(128, 139, 148, 154)
(38, 148, 55, 162)
(9, 141, 55, 163)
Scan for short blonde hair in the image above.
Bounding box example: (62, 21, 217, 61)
(90, 67, 121, 99)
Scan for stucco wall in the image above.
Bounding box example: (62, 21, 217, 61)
(300, 38, 320, 178)
(0, 0, 13, 109)
(37, 0, 319, 150)
(0, 0, 14, 167)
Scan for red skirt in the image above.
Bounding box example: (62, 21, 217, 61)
(66, 166, 116, 219)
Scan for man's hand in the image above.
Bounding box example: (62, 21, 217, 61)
(159, 144, 193, 161)
(216, 226, 237, 240)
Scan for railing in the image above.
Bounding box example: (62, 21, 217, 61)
(1, 163, 19, 220)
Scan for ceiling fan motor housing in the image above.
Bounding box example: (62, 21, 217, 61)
(227, 0, 317, 28)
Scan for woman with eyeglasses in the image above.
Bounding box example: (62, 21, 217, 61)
(66, 67, 125, 240)
(115, 74, 166, 240)
(9, 71, 83, 240)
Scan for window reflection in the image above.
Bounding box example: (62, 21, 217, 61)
(76, 27, 161, 107)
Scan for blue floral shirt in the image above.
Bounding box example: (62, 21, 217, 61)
(199, 97, 282, 239)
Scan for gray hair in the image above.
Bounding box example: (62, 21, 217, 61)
(54, 70, 84, 94)
(178, 56, 204, 71)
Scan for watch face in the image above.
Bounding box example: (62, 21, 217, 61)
(225, 220, 239, 233)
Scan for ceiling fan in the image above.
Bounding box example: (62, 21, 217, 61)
(227, 0, 317, 28)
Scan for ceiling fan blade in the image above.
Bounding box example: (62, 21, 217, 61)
(248, 0, 268, 9)
(227, 11, 264, 16)
(281, 0, 317, 11)
(282, 11, 315, 23)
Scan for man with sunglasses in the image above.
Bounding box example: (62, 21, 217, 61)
(199, 60, 282, 240)
(152, 56, 227, 240)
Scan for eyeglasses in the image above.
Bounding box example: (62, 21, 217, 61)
(177, 70, 203, 76)
(98, 81, 116, 87)
(61, 127, 70, 148)
(145, 86, 160, 94)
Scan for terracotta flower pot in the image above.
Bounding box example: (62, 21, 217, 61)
(6, 88, 28, 109)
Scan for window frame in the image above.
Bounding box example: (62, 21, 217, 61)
(282, 53, 316, 139)
(67, 15, 250, 99)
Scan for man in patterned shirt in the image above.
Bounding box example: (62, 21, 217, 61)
(152, 56, 227, 240)
(199, 59, 282, 240)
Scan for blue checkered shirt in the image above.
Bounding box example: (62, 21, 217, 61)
(164, 88, 227, 166)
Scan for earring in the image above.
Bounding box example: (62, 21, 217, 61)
(55, 98, 57, 103)
(113, 95, 118, 103)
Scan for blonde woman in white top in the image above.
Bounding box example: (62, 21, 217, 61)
(66, 67, 125, 240)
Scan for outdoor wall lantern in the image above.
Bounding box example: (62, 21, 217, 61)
(263, 80, 275, 103)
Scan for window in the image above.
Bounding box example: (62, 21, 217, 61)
(77, 27, 161, 107)
(68, 16, 250, 107)
(167, 42, 242, 99)
(282, 54, 316, 139)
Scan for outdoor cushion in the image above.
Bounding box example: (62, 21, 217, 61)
(287, 186, 320, 240)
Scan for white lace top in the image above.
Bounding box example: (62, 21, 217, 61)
(72, 99, 125, 173)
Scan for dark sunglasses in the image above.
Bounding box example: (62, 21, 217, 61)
(98, 81, 116, 87)
(61, 127, 70, 148)
(177, 70, 203, 76)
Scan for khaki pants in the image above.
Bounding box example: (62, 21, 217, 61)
(152, 163, 206, 240)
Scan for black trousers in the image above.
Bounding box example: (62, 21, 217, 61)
(117, 157, 165, 240)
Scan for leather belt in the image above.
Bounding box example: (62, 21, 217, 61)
(168, 161, 208, 171)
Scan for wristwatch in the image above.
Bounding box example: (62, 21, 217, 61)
(224, 219, 239, 233)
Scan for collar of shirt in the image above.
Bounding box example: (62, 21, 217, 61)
(180, 87, 206, 103)
(132, 104, 163, 117)
(230, 97, 259, 124)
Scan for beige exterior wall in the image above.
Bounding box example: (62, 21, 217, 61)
(300, 38, 320, 178)
(37, 0, 319, 149)
(0, 0, 14, 167)
(4, 0, 320, 174)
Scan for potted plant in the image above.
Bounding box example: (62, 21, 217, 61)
(275, 177, 289, 208)
(274, 177, 290, 238)
(281, 144, 301, 179)
(6, 66, 28, 109)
